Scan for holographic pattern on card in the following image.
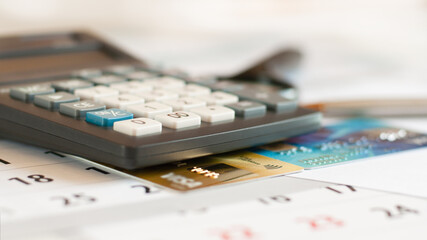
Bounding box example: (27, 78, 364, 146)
(253, 118, 427, 169)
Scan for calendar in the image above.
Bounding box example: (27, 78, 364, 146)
(1, 139, 426, 240)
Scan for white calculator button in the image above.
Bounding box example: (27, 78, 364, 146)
(175, 84, 211, 97)
(126, 102, 173, 118)
(113, 118, 162, 136)
(155, 111, 201, 129)
(110, 81, 153, 94)
(197, 91, 238, 105)
(99, 94, 145, 109)
(143, 77, 186, 89)
(89, 75, 126, 85)
(162, 97, 206, 111)
(190, 106, 235, 123)
(136, 89, 179, 102)
(74, 86, 119, 102)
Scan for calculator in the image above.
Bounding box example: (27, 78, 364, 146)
(0, 31, 321, 169)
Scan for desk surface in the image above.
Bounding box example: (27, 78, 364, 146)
(1, 30, 427, 240)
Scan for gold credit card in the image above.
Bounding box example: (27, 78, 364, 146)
(124, 151, 304, 191)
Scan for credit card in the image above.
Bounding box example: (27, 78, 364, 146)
(125, 151, 303, 191)
(252, 118, 427, 169)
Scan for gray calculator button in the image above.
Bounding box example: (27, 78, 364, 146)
(89, 75, 127, 86)
(60, 100, 106, 119)
(226, 101, 266, 118)
(233, 89, 297, 113)
(34, 92, 79, 110)
(10, 85, 55, 102)
(51, 79, 94, 93)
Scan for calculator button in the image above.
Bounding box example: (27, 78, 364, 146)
(51, 79, 94, 93)
(86, 109, 133, 127)
(34, 92, 79, 110)
(99, 94, 145, 109)
(226, 101, 266, 118)
(126, 102, 172, 119)
(162, 97, 206, 111)
(104, 65, 135, 75)
(88, 75, 127, 86)
(72, 68, 102, 78)
(59, 100, 106, 119)
(10, 85, 55, 102)
(197, 91, 239, 106)
(190, 106, 235, 123)
(113, 118, 162, 136)
(173, 84, 211, 97)
(136, 89, 179, 102)
(143, 77, 186, 89)
(74, 86, 119, 102)
(155, 111, 201, 129)
(109, 81, 153, 94)
(125, 71, 158, 81)
(126, 102, 173, 119)
(233, 89, 297, 112)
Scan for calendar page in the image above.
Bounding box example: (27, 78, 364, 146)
(0, 139, 175, 238)
(82, 184, 427, 240)
(1, 139, 426, 240)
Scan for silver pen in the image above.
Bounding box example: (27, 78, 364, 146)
(303, 99, 427, 117)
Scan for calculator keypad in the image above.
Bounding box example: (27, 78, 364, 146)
(7, 64, 299, 138)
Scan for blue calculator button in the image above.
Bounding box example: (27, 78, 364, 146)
(86, 108, 133, 127)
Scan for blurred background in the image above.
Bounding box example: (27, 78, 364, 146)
(0, 0, 426, 104)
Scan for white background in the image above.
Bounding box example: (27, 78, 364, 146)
(1, 0, 427, 103)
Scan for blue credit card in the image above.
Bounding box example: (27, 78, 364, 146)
(252, 118, 427, 169)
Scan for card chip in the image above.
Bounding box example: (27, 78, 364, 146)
(188, 163, 253, 182)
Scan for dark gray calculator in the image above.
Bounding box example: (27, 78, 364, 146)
(0, 31, 321, 169)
